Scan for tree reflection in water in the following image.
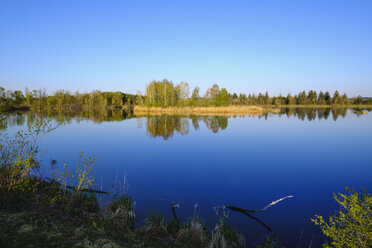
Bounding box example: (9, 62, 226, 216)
(0, 108, 371, 138)
(145, 116, 228, 139)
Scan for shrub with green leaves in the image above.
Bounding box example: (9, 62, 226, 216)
(312, 187, 372, 248)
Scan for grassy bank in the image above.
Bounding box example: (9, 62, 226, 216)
(133, 106, 280, 116)
(275, 104, 372, 108)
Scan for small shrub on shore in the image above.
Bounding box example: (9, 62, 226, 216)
(312, 187, 372, 248)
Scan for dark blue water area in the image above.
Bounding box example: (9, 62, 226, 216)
(3, 110, 372, 247)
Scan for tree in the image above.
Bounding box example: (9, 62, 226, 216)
(332, 90, 340, 105)
(239, 93, 247, 105)
(263, 91, 270, 105)
(286, 93, 296, 105)
(215, 88, 229, 106)
(11, 90, 25, 107)
(0, 86, 6, 105)
(325, 91, 332, 105)
(204, 84, 220, 106)
(174, 81, 189, 106)
(136, 91, 144, 106)
(297, 91, 307, 105)
(307, 90, 317, 104)
(352, 95, 363, 105)
(341, 94, 349, 105)
(190, 87, 200, 106)
(112, 92, 123, 106)
(318, 91, 325, 105)
(145, 79, 175, 107)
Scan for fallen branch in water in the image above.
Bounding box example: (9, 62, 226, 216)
(226, 195, 293, 248)
(46, 177, 109, 194)
(171, 202, 180, 222)
(245, 195, 293, 212)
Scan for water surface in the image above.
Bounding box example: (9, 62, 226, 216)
(2, 108, 371, 247)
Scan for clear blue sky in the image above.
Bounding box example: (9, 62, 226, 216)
(1, 0, 371, 97)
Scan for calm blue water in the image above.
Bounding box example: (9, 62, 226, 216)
(2, 109, 372, 247)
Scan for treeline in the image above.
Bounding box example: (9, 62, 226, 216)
(1, 81, 372, 112)
(0, 86, 138, 111)
(144, 79, 372, 107)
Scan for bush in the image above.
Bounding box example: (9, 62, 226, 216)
(312, 187, 372, 248)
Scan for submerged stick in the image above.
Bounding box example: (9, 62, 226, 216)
(245, 195, 293, 212)
(46, 177, 109, 194)
(171, 202, 180, 222)
(226, 206, 290, 248)
(226, 195, 293, 248)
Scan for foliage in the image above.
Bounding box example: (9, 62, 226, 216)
(0, 118, 56, 206)
(2, 84, 372, 113)
(312, 187, 372, 248)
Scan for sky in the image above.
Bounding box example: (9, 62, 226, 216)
(0, 0, 371, 97)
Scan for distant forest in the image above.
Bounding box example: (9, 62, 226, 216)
(1, 79, 371, 111)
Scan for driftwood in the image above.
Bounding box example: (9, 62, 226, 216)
(226, 195, 293, 248)
(171, 202, 180, 222)
(45, 177, 109, 194)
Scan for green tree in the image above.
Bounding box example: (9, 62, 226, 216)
(11, 90, 26, 107)
(297, 91, 307, 105)
(215, 88, 229, 106)
(332, 91, 340, 105)
(318, 91, 326, 105)
(239, 93, 247, 105)
(325, 91, 332, 105)
(286, 93, 296, 105)
(204, 84, 220, 106)
(263, 91, 270, 105)
(190, 87, 200, 106)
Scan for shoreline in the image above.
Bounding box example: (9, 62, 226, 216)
(132, 106, 281, 116)
(131, 105, 371, 116)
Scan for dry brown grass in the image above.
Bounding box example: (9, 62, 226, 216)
(133, 106, 280, 116)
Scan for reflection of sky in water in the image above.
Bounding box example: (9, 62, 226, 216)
(2, 109, 372, 247)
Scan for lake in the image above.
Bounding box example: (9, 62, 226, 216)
(1, 108, 372, 247)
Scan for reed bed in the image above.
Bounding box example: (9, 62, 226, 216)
(133, 106, 280, 116)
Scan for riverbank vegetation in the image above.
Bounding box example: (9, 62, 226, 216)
(1, 81, 371, 114)
(133, 106, 280, 116)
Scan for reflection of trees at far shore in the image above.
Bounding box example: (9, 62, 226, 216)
(145, 116, 228, 139)
(279, 108, 348, 121)
(0, 108, 133, 130)
(1, 107, 371, 133)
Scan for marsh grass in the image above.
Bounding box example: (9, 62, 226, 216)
(133, 106, 280, 116)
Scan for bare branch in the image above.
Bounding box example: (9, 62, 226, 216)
(226, 195, 293, 248)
